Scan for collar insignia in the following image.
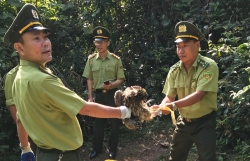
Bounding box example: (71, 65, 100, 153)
(170, 61, 181, 72)
(197, 59, 209, 69)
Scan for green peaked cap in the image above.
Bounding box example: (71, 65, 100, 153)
(92, 26, 110, 41)
(4, 3, 51, 45)
(175, 21, 205, 43)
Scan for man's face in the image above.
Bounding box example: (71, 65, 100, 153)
(15, 30, 52, 66)
(176, 40, 200, 64)
(93, 39, 110, 54)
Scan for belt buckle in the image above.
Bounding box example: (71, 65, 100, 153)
(102, 89, 107, 93)
(185, 118, 191, 122)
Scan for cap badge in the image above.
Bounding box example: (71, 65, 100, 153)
(31, 9, 39, 19)
(179, 25, 187, 32)
(97, 29, 102, 34)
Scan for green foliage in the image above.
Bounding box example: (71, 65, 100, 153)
(0, 0, 250, 160)
(210, 42, 250, 158)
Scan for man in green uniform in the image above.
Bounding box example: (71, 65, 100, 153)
(154, 21, 219, 161)
(3, 3, 131, 161)
(4, 65, 37, 155)
(83, 26, 125, 159)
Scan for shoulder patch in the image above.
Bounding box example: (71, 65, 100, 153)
(170, 61, 181, 72)
(202, 71, 212, 82)
(197, 59, 210, 69)
(111, 53, 120, 59)
(88, 53, 97, 59)
(39, 66, 57, 78)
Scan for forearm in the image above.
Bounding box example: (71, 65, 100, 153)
(174, 91, 206, 108)
(16, 119, 29, 147)
(9, 105, 17, 123)
(79, 102, 121, 118)
(87, 79, 93, 99)
(161, 96, 175, 105)
(110, 79, 124, 89)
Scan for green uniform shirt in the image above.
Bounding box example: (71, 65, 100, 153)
(82, 51, 125, 90)
(162, 54, 219, 118)
(13, 60, 86, 150)
(4, 65, 19, 107)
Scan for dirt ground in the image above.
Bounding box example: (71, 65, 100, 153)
(80, 118, 175, 161)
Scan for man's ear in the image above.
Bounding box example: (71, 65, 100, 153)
(14, 42, 24, 56)
(196, 41, 201, 49)
(107, 41, 110, 46)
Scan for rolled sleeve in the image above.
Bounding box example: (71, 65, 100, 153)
(4, 73, 15, 107)
(162, 72, 177, 97)
(82, 59, 93, 79)
(116, 60, 125, 79)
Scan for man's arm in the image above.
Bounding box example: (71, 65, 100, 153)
(9, 105, 17, 123)
(16, 117, 35, 161)
(164, 91, 206, 110)
(79, 102, 130, 119)
(86, 79, 93, 102)
(16, 118, 29, 147)
(161, 96, 175, 105)
(8, 105, 29, 146)
(110, 78, 124, 89)
(154, 91, 206, 115)
(104, 78, 124, 90)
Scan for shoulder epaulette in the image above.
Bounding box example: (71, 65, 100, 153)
(3, 65, 19, 81)
(197, 58, 210, 69)
(169, 61, 181, 72)
(8, 65, 19, 74)
(39, 66, 57, 78)
(88, 53, 97, 59)
(111, 53, 120, 59)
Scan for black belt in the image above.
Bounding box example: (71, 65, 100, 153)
(183, 111, 216, 123)
(37, 147, 78, 154)
(95, 88, 118, 94)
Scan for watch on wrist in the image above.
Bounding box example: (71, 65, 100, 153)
(171, 102, 177, 110)
(19, 142, 30, 150)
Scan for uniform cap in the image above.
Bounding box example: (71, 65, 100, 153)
(92, 26, 110, 41)
(174, 21, 205, 43)
(3, 3, 51, 45)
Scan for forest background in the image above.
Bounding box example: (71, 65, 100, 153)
(0, 0, 249, 160)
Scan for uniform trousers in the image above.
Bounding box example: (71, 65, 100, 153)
(93, 88, 121, 153)
(169, 111, 217, 161)
(36, 146, 84, 161)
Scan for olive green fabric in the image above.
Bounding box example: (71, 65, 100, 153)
(4, 65, 19, 107)
(13, 60, 86, 150)
(174, 21, 205, 43)
(82, 51, 125, 90)
(162, 54, 219, 118)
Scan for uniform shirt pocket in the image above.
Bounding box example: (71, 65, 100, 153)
(105, 66, 115, 80)
(174, 82, 185, 99)
(92, 67, 100, 80)
(191, 79, 197, 89)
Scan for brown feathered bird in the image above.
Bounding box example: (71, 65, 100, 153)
(114, 86, 153, 130)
